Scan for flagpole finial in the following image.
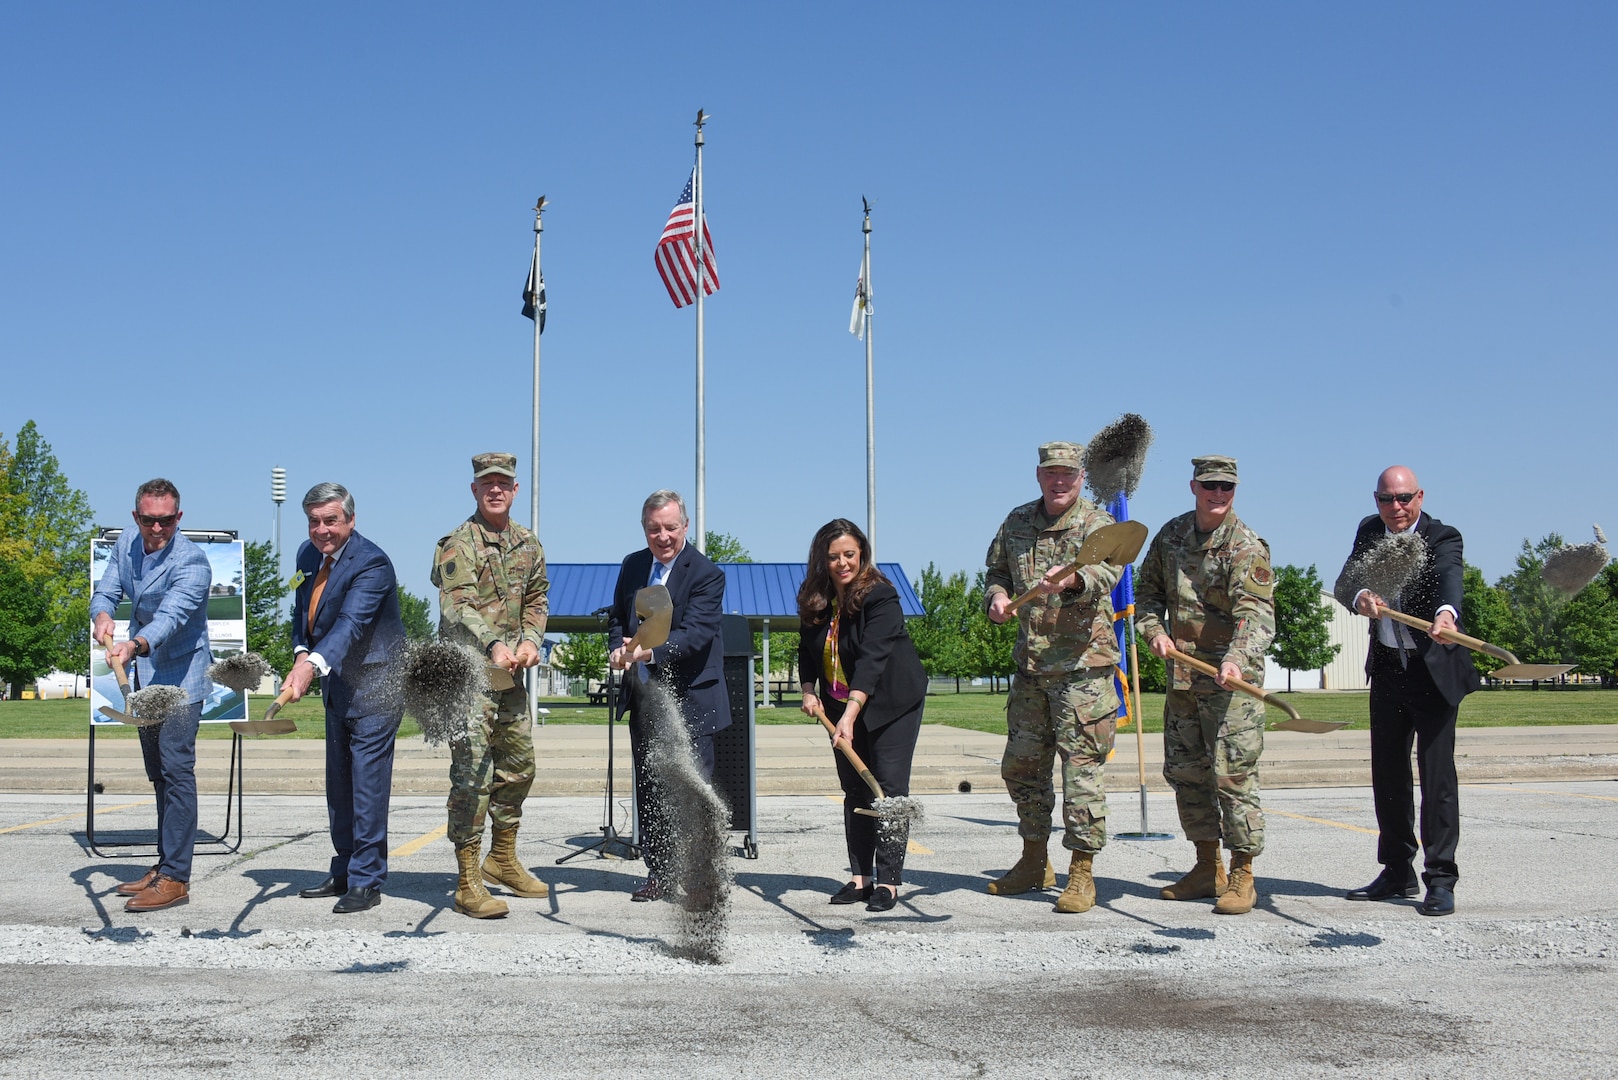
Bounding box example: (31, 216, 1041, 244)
(695, 108, 708, 128)
(533, 194, 548, 232)
(861, 195, 872, 234)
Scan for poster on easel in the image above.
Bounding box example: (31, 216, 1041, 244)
(90, 530, 250, 724)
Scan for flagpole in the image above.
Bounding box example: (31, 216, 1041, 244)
(529, 195, 546, 535)
(862, 203, 876, 560)
(693, 108, 708, 553)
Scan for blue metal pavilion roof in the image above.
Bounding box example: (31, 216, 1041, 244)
(544, 562, 924, 632)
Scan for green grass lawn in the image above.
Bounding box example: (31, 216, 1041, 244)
(5, 687, 1614, 740)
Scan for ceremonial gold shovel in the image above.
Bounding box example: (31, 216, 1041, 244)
(1370, 604, 1575, 682)
(485, 664, 517, 692)
(811, 704, 883, 817)
(231, 685, 298, 736)
(628, 585, 674, 654)
(1004, 520, 1150, 615)
(1164, 647, 1348, 733)
(95, 633, 148, 726)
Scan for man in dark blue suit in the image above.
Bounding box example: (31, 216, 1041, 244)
(608, 489, 730, 901)
(284, 482, 406, 914)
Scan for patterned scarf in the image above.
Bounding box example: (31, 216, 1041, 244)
(822, 600, 850, 701)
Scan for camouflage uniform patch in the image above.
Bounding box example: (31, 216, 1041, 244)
(432, 513, 549, 848)
(1135, 510, 1276, 855)
(985, 496, 1124, 850)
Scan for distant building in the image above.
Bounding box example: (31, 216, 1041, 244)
(1263, 591, 1370, 691)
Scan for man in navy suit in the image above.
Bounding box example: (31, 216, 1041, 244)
(90, 478, 214, 912)
(284, 482, 406, 914)
(608, 490, 730, 901)
(1333, 465, 1479, 917)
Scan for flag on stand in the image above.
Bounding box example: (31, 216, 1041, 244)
(521, 248, 545, 332)
(654, 170, 720, 308)
(849, 256, 870, 339)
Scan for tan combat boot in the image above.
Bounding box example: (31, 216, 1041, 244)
(483, 825, 549, 898)
(1214, 851, 1256, 915)
(1160, 840, 1227, 901)
(986, 839, 1056, 895)
(455, 842, 509, 919)
(1054, 851, 1096, 913)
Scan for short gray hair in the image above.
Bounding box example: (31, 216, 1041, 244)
(640, 489, 688, 529)
(302, 482, 355, 519)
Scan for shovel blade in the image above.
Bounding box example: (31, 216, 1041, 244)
(1074, 520, 1150, 568)
(1489, 663, 1576, 681)
(229, 718, 298, 737)
(485, 664, 517, 692)
(629, 585, 674, 651)
(97, 705, 144, 727)
(1271, 717, 1351, 734)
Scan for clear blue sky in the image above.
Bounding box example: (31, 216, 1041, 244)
(4, 3, 1613, 617)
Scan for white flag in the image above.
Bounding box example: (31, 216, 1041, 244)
(848, 255, 870, 339)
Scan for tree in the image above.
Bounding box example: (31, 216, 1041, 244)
(910, 564, 975, 691)
(704, 531, 750, 564)
(1134, 647, 1168, 693)
(243, 540, 294, 677)
(1497, 535, 1568, 665)
(1557, 562, 1618, 684)
(1, 422, 93, 675)
(1461, 564, 1516, 677)
(0, 557, 55, 697)
(965, 570, 1015, 692)
(1268, 564, 1340, 691)
(397, 585, 433, 641)
(553, 632, 609, 689)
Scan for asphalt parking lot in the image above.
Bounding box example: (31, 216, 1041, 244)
(2, 764, 1615, 1078)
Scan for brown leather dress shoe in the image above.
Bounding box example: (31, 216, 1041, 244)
(116, 865, 160, 897)
(125, 875, 189, 912)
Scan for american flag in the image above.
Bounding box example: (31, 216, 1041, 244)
(654, 170, 719, 308)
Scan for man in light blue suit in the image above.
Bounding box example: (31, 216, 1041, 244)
(90, 478, 213, 912)
(284, 482, 406, 914)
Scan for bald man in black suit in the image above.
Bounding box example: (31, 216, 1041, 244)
(1333, 465, 1478, 917)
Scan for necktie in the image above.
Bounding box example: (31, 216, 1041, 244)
(650, 560, 667, 587)
(307, 555, 335, 635)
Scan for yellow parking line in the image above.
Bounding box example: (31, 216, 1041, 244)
(0, 800, 153, 835)
(390, 823, 447, 858)
(1463, 784, 1618, 804)
(1266, 808, 1378, 836)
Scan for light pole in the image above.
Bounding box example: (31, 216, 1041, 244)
(270, 466, 287, 571)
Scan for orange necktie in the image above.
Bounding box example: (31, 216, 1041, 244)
(306, 555, 335, 635)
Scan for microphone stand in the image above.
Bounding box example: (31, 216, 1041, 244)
(557, 608, 638, 862)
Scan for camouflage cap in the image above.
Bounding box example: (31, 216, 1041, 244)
(1038, 441, 1085, 470)
(1191, 455, 1239, 483)
(472, 452, 518, 479)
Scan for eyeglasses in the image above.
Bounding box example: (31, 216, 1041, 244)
(1197, 481, 1235, 492)
(136, 514, 179, 527)
(1374, 492, 1419, 506)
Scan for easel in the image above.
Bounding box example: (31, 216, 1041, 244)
(85, 723, 245, 856)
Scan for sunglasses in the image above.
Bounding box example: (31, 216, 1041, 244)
(1374, 492, 1419, 506)
(136, 514, 179, 527)
(1197, 481, 1235, 492)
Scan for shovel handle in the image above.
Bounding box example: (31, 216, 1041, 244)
(1163, 647, 1304, 726)
(1372, 605, 1521, 666)
(812, 703, 886, 802)
(98, 633, 132, 696)
(1004, 563, 1083, 615)
(262, 684, 297, 722)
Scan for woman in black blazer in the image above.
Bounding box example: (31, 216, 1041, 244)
(798, 518, 927, 912)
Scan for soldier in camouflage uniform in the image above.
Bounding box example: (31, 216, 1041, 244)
(1135, 455, 1275, 915)
(983, 441, 1124, 914)
(432, 453, 550, 919)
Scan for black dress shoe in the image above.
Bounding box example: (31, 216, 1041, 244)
(1345, 868, 1419, 902)
(865, 886, 898, 912)
(332, 886, 381, 913)
(630, 877, 666, 903)
(829, 881, 874, 905)
(1419, 885, 1455, 917)
(299, 876, 347, 899)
